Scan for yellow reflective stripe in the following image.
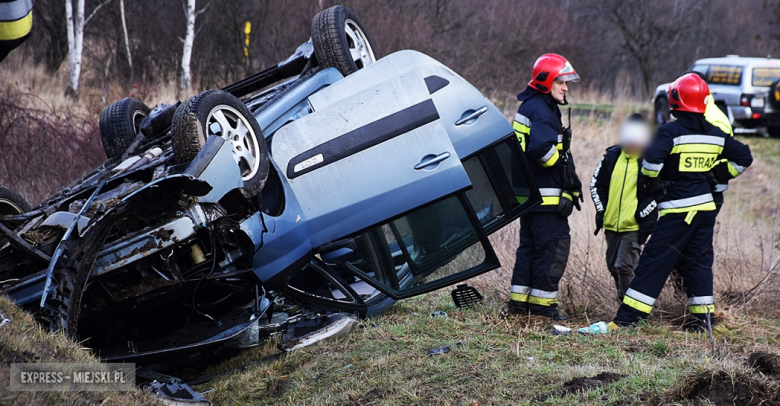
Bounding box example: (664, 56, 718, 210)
(641, 167, 660, 178)
(623, 296, 653, 313)
(561, 192, 572, 201)
(0, 10, 31, 41)
(556, 142, 563, 151)
(512, 121, 529, 152)
(527, 295, 557, 306)
(671, 144, 723, 154)
(541, 196, 560, 206)
(689, 304, 715, 314)
(684, 210, 697, 224)
(541, 149, 559, 168)
(510, 292, 529, 302)
(727, 162, 741, 178)
(515, 196, 529, 204)
(659, 202, 716, 216)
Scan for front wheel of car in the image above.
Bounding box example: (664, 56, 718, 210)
(654, 97, 669, 125)
(311, 5, 377, 76)
(171, 90, 269, 198)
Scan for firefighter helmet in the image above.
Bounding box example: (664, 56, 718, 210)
(528, 54, 580, 93)
(668, 73, 709, 114)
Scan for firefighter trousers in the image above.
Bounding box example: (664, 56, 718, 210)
(511, 211, 570, 317)
(614, 210, 717, 325)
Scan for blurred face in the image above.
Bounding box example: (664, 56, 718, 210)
(550, 79, 568, 103)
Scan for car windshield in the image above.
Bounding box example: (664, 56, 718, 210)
(752, 67, 780, 87)
(705, 65, 743, 86)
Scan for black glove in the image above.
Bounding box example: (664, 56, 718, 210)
(571, 188, 584, 211)
(648, 179, 675, 202)
(710, 161, 734, 184)
(594, 212, 604, 236)
(557, 191, 574, 217)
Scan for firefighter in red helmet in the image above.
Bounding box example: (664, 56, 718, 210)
(613, 73, 753, 330)
(509, 54, 582, 320)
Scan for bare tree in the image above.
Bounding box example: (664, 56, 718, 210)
(179, 0, 210, 92)
(65, 0, 112, 97)
(119, 0, 132, 76)
(601, 0, 704, 96)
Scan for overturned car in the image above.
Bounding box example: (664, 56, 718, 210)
(0, 6, 540, 365)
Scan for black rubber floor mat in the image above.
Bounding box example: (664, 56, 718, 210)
(451, 284, 483, 308)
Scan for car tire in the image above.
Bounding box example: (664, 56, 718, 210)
(654, 96, 670, 125)
(0, 185, 30, 215)
(768, 126, 780, 138)
(768, 80, 780, 111)
(171, 90, 269, 198)
(311, 5, 377, 76)
(99, 98, 150, 160)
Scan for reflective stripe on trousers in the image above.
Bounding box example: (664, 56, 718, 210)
(527, 288, 558, 306)
(623, 288, 655, 314)
(688, 296, 715, 314)
(510, 285, 530, 302)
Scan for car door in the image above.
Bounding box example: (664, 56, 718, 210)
(272, 67, 475, 248)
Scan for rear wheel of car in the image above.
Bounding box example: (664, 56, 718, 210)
(0, 185, 30, 215)
(171, 90, 269, 198)
(311, 5, 377, 76)
(99, 98, 150, 160)
(768, 126, 780, 138)
(654, 97, 669, 125)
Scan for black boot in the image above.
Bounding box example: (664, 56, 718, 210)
(506, 300, 528, 315)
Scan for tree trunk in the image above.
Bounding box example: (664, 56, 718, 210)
(65, 0, 85, 97)
(119, 0, 132, 78)
(180, 0, 197, 92)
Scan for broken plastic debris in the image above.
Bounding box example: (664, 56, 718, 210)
(431, 310, 448, 318)
(578, 321, 617, 335)
(0, 313, 9, 328)
(146, 380, 211, 405)
(428, 346, 451, 355)
(550, 324, 572, 335)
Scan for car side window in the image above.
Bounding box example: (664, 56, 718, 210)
(706, 65, 743, 86)
(340, 194, 497, 298)
(463, 137, 540, 233)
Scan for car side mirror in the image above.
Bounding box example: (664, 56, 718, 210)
(319, 238, 357, 263)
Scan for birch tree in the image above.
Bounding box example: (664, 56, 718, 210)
(64, 0, 84, 97)
(65, 0, 112, 97)
(119, 0, 132, 75)
(180, 0, 197, 91)
(179, 0, 211, 92)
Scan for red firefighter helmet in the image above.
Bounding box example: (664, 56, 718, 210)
(528, 54, 580, 93)
(668, 73, 709, 114)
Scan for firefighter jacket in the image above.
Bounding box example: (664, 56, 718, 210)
(513, 86, 579, 212)
(641, 112, 752, 218)
(590, 146, 657, 243)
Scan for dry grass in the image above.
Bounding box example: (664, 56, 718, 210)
(0, 296, 156, 405)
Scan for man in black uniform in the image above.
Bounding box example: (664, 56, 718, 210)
(509, 54, 582, 320)
(0, 0, 33, 62)
(613, 73, 753, 329)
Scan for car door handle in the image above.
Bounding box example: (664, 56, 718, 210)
(414, 152, 451, 170)
(455, 106, 488, 126)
